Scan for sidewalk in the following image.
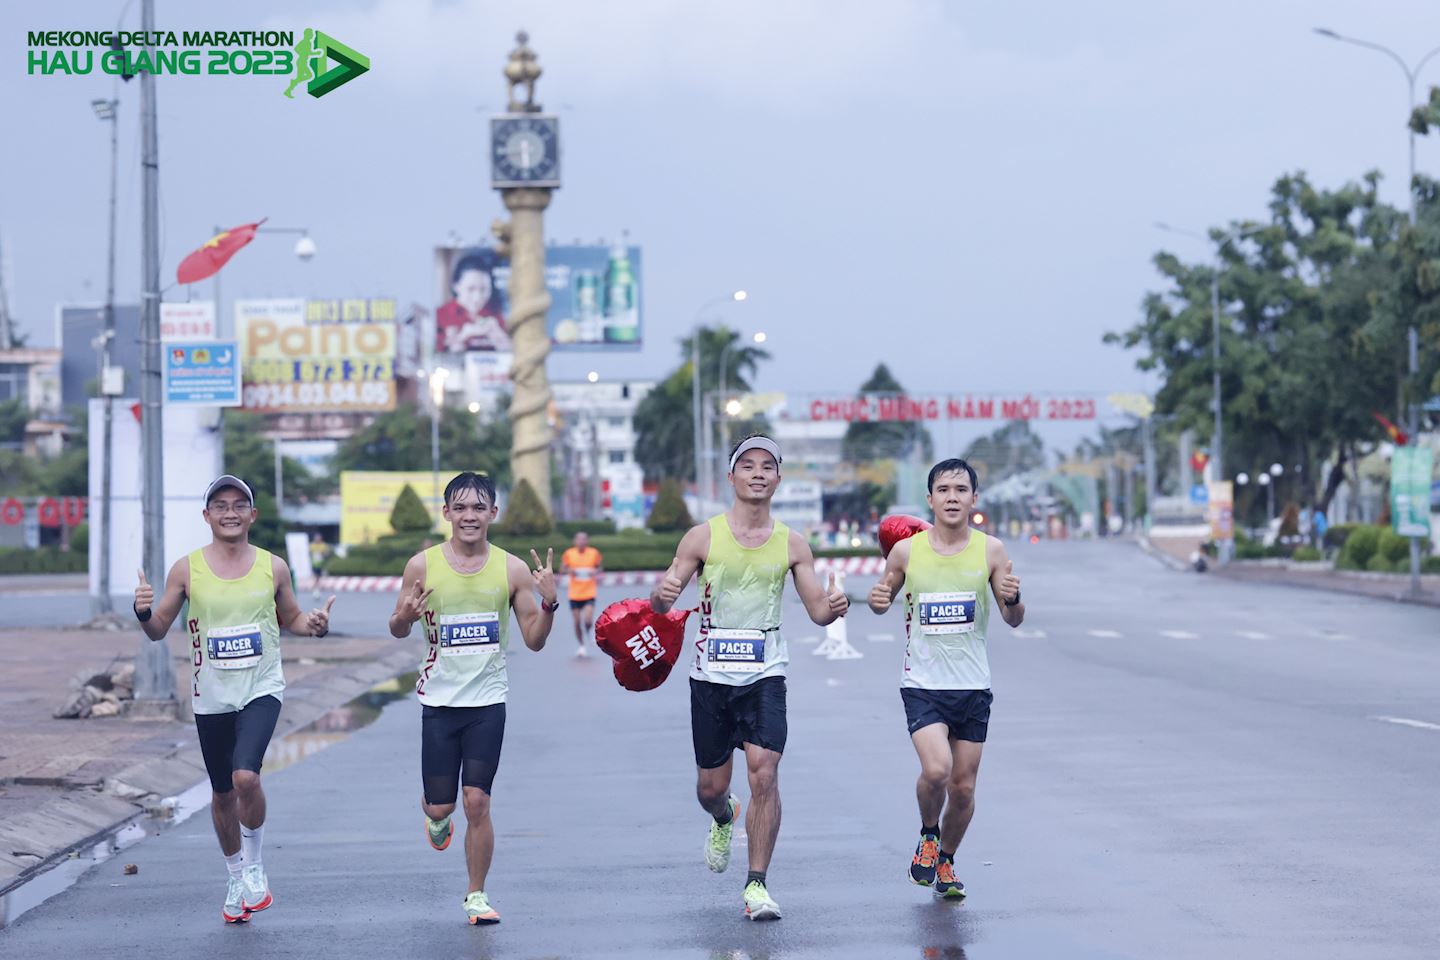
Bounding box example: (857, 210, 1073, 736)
(0, 619, 414, 895)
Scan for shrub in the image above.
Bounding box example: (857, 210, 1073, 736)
(1340, 525, 1382, 570)
(0, 547, 87, 574)
(1292, 546, 1322, 562)
(70, 522, 89, 554)
(389, 484, 432, 533)
(1324, 523, 1359, 551)
(496, 479, 553, 536)
(1235, 541, 1266, 560)
(1423, 556, 1440, 574)
(646, 479, 694, 533)
(1366, 553, 1394, 573)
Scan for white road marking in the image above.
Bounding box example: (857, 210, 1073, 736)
(1371, 716, 1440, 732)
(824, 677, 843, 688)
(867, 633, 897, 643)
(1236, 630, 1271, 641)
(1087, 629, 1123, 639)
(1160, 630, 1201, 640)
(1012, 628, 1047, 639)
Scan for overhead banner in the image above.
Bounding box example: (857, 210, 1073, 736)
(236, 298, 396, 413)
(434, 244, 642, 354)
(803, 393, 1106, 423)
(1390, 447, 1434, 538)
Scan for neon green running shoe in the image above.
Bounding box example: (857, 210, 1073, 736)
(464, 889, 500, 925)
(426, 815, 453, 851)
(704, 795, 741, 873)
(743, 880, 782, 921)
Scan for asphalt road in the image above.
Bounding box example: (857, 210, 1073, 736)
(4, 539, 1440, 959)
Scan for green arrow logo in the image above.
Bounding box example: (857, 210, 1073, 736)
(301, 29, 369, 99)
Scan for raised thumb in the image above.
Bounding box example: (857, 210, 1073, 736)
(1006, 560, 1013, 574)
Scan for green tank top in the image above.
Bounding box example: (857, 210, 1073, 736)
(186, 547, 284, 714)
(417, 543, 512, 707)
(901, 530, 992, 690)
(692, 514, 790, 686)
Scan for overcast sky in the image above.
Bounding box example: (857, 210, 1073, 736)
(4, 0, 1440, 421)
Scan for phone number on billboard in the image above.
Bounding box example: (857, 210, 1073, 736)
(245, 358, 394, 382)
(243, 381, 393, 409)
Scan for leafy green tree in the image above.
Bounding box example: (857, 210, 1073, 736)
(334, 402, 512, 488)
(221, 410, 321, 552)
(962, 420, 1046, 488)
(633, 327, 771, 482)
(0, 398, 27, 445)
(841, 364, 934, 463)
(389, 484, 432, 532)
(646, 478, 694, 532)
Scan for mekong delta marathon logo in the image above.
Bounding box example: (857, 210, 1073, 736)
(26, 28, 369, 99)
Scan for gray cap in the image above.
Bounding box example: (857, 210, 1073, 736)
(204, 475, 254, 504)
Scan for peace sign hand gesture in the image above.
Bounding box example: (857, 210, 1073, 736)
(396, 579, 434, 627)
(530, 548, 557, 606)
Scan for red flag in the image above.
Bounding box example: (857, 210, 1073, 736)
(1371, 411, 1409, 446)
(175, 220, 265, 285)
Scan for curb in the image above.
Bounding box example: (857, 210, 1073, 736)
(1213, 564, 1440, 609)
(1137, 537, 1191, 573)
(0, 645, 418, 898)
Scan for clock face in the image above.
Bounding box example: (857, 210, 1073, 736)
(491, 116, 560, 187)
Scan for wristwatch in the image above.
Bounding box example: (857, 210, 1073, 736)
(541, 597, 560, 613)
(1004, 590, 1022, 607)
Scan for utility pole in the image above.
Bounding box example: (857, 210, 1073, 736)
(93, 96, 119, 615)
(134, 0, 175, 710)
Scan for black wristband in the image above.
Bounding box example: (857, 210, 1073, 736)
(1004, 590, 1021, 607)
(134, 603, 153, 622)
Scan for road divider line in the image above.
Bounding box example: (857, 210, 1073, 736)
(1371, 716, 1440, 732)
(1160, 629, 1200, 640)
(1087, 629, 1123, 639)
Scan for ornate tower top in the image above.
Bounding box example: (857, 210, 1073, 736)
(504, 30, 543, 113)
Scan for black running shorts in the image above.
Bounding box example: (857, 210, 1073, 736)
(689, 676, 787, 769)
(194, 694, 282, 793)
(901, 687, 993, 743)
(421, 702, 506, 803)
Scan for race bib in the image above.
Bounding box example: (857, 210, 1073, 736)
(573, 568, 595, 581)
(439, 612, 501, 657)
(917, 592, 976, 636)
(707, 627, 767, 674)
(207, 623, 263, 670)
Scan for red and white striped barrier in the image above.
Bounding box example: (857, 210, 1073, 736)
(318, 556, 884, 593)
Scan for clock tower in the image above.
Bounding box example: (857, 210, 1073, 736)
(491, 31, 558, 520)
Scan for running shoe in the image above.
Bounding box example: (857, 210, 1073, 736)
(464, 890, 500, 925)
(705, 795, 742, 873)
(240, 863, 273, 912)
(574, 646, 589, 659)
(742, 880, 782, 921)
(222, 877, 249, 924)
(934, 859, 966, 900)
(910, 833, 940, 886)
(426, 814, 453, 851)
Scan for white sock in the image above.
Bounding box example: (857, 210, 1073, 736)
(224, 851, 244, 879)
(240, 824, 264, 865)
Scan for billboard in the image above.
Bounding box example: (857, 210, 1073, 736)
(236, 299, 396, 413)
(340, 471, 454, 546)
(160, 301, 216, 341)
(434, 244, 642, 354)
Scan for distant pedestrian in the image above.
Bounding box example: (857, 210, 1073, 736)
(560, 532, 603, 658)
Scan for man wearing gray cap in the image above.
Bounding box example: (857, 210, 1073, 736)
(651, 434, 850, 921)
(132, 474, 336, 925)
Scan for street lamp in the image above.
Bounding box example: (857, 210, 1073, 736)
(429, 366, 450, 512)
(92, 96, 119, 615)
(213, 224, 316, 339)
(1312, 28, 1440, 595)
(1155, 220, 1266, 562)
(1258, 471, 1275, 524)
(717, 329, 767, 484)
(690, 290, 746, 511)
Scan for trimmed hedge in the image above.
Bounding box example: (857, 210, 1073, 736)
(0, 547, 87, 573)
(1291, 546, 1322, 562)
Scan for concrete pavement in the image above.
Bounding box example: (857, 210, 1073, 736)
(3, 540, 1440, 958)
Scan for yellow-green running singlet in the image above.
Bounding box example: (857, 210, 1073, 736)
(692, 514, 790, 686)
(901, 529, 992, 690)
(186, 547, 283, 714)
(416, 543, 512, 707)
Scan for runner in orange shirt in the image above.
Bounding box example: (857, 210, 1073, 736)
(560, 532, 603, 658)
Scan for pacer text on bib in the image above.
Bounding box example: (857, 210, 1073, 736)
(207, 623, 264, 669)
(439, 612, 501, 657)
(917, 592, 976, 636)
(708, 627, 767, 673)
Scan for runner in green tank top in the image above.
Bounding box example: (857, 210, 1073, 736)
(651, 434, 850, 922)
(132, 475, 336, 924)
(389, 472, 558, 926)
(868, 459, 1025, 902)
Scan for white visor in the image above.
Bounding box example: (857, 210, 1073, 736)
(204, 475, 254, 505)
(728, 437, 782, 473)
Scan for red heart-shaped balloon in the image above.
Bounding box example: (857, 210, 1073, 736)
(594, 598, 691, 692)
(878, 514, 932, 558)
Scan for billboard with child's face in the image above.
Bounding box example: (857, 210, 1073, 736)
(435, 244, 642, 354)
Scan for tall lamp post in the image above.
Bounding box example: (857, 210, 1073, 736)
(1155, 221, 1266, 562)
(92, 96, 119, 615)
(716, 330, 766, 494)
(1312, 27, 1440, 595)
(690, 290, 746, 511)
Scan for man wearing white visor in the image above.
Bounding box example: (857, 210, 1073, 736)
(132, 474, 336, 924)
(652, 434, 850, 921)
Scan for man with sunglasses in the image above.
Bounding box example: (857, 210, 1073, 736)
(133, 475, 336, 924)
